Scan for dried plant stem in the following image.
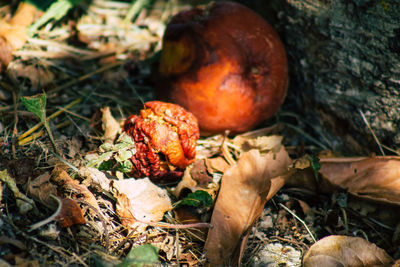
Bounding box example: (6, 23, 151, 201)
(18, 98, 81, 142)
(11, 88, 18, 159)
(358, 109, 385, 156)
(18, 121, 70, 146)
(4, 71, 21, 158)
(27, 235, 88, 267)
(124, 0, 149, 23)
(136, 219, 212, 230)
(285, 123, 328, 150)
(48, 61, 124, 95)
(128, 209, 212, 230)
(43, 120, 60, 155)
(279, 203, 316, 243)
(175, 231, 181, 266)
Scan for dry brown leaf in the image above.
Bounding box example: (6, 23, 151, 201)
(78, 166, 111, 193)
(29, 195, 85, 230)
(319, 157, 400, 204)
(303, 235, 393, 267)
(8, 63, 55, 90)
(51, 163, 101, 214)
(204, 147, 292, 266)
(173, 168, 198, 199)
(101, 106, 121, 143)
(55, 198, 86, 228)
(190, 159, 213, 186)
(27, 172, 58, 209)
(289, 156, 400, 205)
(173, 165, 220, 201)
(113, 178, 172, 232)
(205, 156, 231, 173)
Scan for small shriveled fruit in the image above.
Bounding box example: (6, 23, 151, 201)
(158, 1, 288, 134)
(123, 101, 200, 183)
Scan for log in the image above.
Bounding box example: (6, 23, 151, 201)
(241, 0, 400, 155)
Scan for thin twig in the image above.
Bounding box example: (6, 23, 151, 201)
(11, 88, 18, 159)
(48, 61, 124, 95)
(5, 71, 20, 159)
(358, 109, 385, 155)
(124, 0, 149, 23)
(127, 209, 212, 230)
(29, 195, 61, 231)
(18, 121, 71, 146)
(279, 203, 316, 243)
(285, 123, 328, 150)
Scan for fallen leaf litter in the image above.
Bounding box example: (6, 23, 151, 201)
(0, 1, 399, 266)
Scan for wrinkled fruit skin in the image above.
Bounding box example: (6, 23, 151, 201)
(158, 1, 288, 135)
(123, 101, 200, 184)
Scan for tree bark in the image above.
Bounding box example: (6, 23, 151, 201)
(243, 0, 400, 155)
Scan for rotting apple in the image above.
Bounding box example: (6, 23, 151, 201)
(123, 101, 200, 184)
(157, 1, 288, 135)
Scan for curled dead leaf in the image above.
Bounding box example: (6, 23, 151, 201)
(173, 164, 220, 201)
(190, 159, 213, 186)
(205, 147, 292, 266)
(205, 156, 231, 174)
(8, 63, 55, 89)
(27, 172, 58, 209)
(51, 163, 101, 215)
(303, 235, 393, 267)
(29, 196, 85, 230)
(55, 198, 86, 228)
(288, 156, 400, 206)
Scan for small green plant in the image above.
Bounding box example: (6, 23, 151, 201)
(21, 92, 60, 155)
(117, 244, 159, 267)
(176, 190, 213, 208)
(86, 133, 135, 173)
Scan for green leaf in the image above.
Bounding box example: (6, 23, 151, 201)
(336, 192, 348, 208)
(307, 155, 321, 182)
(116, 150, 133, 162)
(98, 160, 115, 171)
(100, 142, 114, 152)
(20, 93, 47, 123)
(118, 244, 159, 267)
(116, 160, 133, 173)
(179, 190, 213, 208)
(87, 151, 113, 168)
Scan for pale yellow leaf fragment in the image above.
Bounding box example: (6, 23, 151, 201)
(113, 178, 172, 232)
